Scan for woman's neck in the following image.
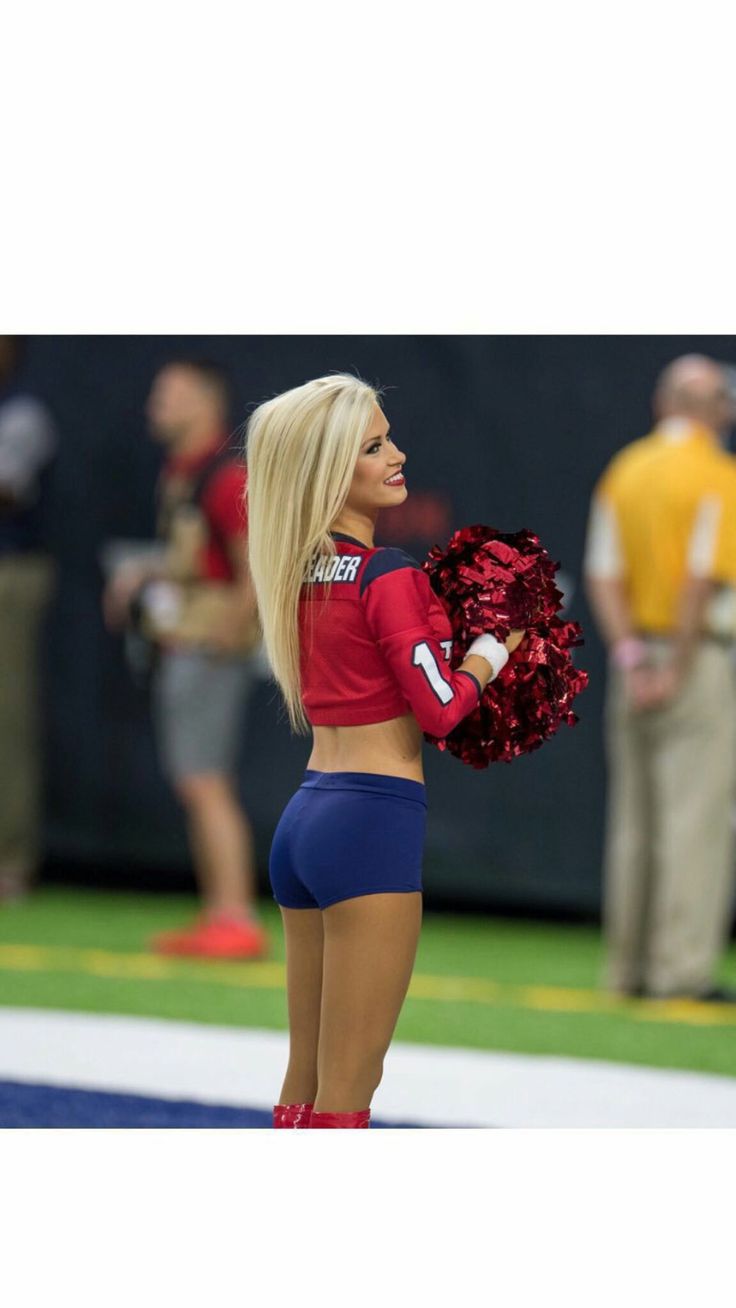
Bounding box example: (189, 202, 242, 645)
(330, 511, 376, 549)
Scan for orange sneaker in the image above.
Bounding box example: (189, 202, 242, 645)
(151, 915, 269, 960)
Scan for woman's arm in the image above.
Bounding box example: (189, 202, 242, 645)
(361, 551, 517, 737)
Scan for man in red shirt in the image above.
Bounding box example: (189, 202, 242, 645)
(104, 359, 268, 959)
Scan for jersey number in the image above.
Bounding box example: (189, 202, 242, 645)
(412, 641, 454, 705)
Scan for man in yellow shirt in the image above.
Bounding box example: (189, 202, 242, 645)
(584, 354, 736, 1002)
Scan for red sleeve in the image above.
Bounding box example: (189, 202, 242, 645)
(201, 463, 248, 540)
(360, 549, 481, 736)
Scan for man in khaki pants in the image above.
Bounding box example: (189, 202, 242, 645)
(0, 337, 56, 901)
(585, 355, 736, 1002)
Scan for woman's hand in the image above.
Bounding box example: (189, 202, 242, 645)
(505, 629, 526, 654)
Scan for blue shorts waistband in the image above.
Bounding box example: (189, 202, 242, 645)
(301, 769, 426, 805)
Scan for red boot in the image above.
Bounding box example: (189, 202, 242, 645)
(273, 1102, 314, 1128)
(309, 1110, 370, 1128)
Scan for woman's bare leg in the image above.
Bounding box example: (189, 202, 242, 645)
(278, 906, 324, 1104)
(314, 892, 422, 1114)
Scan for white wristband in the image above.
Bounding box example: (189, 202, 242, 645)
(466, 633, 510, 681)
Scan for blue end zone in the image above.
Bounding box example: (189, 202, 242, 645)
(0, 1080, 422, 1128)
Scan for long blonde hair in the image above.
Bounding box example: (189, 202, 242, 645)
(246, 373, 381, 734)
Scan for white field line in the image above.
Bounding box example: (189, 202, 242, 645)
(0, 1008, 735, 1127)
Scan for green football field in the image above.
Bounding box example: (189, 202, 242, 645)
(1, 887, 736, 1078)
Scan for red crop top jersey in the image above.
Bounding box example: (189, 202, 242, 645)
(298, 531, 482, 736)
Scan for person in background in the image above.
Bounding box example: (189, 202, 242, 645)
(0, 336, 57, 902)
(103, 359, 268, 959)
(584, 354, 736, 1002)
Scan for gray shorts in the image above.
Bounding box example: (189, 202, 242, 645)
(152, 647, 258, 783)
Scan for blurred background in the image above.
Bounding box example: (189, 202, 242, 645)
(2, 334, 736, 1128)
(12, 334, 696, 911)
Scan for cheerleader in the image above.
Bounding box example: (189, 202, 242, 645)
(246, 374, 523, 1128)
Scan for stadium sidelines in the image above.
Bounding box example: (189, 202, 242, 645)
(1, 1007, 735, 1127)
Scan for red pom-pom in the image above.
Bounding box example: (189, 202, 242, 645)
(422, 524, 589, 768)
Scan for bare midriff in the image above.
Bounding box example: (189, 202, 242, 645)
(306, 713, 425, 783)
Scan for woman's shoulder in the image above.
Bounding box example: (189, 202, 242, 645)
(359, 546, 422, 596)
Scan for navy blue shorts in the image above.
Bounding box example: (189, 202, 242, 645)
(269, 770, 427, 910)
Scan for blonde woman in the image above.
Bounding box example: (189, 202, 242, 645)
(246, 374, 523, 1128)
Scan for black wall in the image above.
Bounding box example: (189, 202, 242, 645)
(23, 335, 736, 915)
